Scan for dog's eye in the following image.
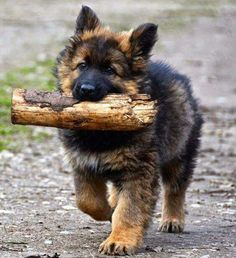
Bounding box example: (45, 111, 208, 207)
(103, 66, 115, 75)
(77, 62, 88, 71)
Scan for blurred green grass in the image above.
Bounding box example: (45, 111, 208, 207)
(0, 59, 56, 151)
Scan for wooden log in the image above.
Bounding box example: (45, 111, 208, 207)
(11, 88, 157, 131)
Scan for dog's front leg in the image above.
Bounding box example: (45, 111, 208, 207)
(74, 172, 112, 221)
(99, 170, 159, 255)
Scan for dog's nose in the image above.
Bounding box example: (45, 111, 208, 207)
(80, 84, 95, 96)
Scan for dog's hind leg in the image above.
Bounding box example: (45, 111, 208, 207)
(159, 158, 192, 233)
(159, 117, 202, 233)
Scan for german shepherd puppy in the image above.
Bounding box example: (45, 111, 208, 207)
(56, 6, 203, 256)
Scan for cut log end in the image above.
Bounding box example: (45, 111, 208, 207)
(11, 88, 157, 131)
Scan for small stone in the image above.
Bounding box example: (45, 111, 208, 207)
(0, 210, 14, 214)
(62, 205, 76, 210)
(190, 203, 201, 208)
(59, 230, 71, 235)
(155, 246, 164, 252)
(44, 239, 53, 245)
(145, 246, 157, 252)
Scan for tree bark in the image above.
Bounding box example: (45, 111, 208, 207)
(11, 88, 157, 131)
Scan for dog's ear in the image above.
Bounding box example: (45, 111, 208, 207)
(75, 5, 100, 34)
(130, 23, 158, 58)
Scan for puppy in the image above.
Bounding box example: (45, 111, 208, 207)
(55, 6, 203, 255)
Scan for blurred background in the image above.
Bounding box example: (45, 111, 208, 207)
(0, 0, 235, 150)
(0, 1, 235, 258)
(0, 0, 235, 149)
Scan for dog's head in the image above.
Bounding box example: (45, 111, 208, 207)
(56, 6, 157, 101)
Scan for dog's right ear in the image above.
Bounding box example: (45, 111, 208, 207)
(75, 5, 100, 34)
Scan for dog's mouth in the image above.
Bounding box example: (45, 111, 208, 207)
(72, 83, 122, 102)
(73, 88, 108, 102)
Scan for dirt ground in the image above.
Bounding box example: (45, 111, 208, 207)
(0, 1, 236, 258)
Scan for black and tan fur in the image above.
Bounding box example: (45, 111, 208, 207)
(55, 6, 203, 256)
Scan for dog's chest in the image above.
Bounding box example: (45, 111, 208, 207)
(65, 147, 129, 175)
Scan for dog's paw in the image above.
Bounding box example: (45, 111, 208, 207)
(99, 238, 137, 256)
(158, 218, 184, 233)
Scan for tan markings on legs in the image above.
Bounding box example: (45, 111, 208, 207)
(99, 177, 158, 255)
(108, 184, 119, 209)
(159, 186, 185, 233)
(74, 173, 112, 221)
(99, 224, 143, 256)
(99, 192, 143, 255)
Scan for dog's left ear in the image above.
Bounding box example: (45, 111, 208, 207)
(130, 23, 158, 58)
(75, 5, 100, 34)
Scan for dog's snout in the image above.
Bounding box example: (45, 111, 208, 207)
(72, 76, 109, 101)
(73, 81, 98, 101)
(80, 84, 95, 96)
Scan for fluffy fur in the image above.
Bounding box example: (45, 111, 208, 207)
(55, 6, 203, 256)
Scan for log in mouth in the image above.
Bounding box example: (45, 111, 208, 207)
(24, 89, 79, 112)
(11, 88, 157, 131)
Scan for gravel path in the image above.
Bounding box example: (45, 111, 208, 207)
(0, 1, 236, 257)
(1, 106, 235, 258)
